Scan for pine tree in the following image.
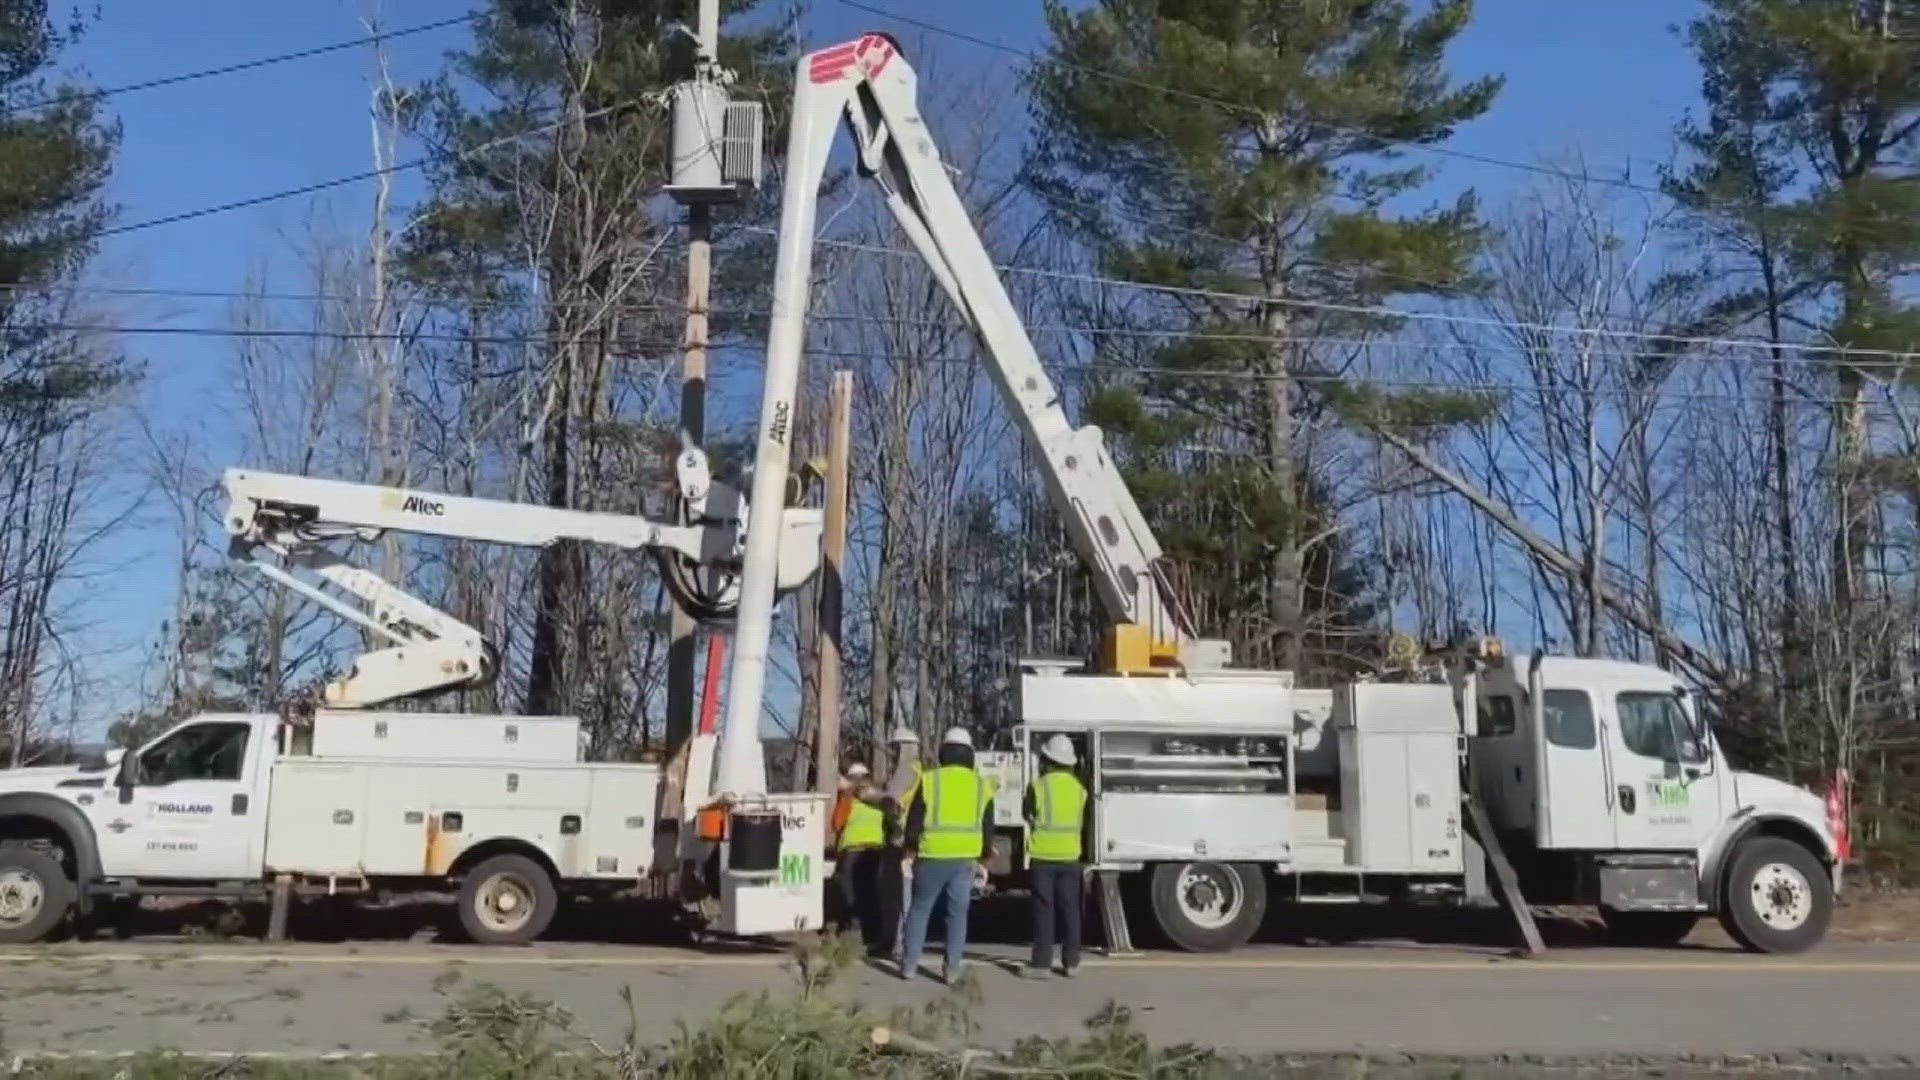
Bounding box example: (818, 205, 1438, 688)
(1028, 0, 1499, 674)
(1678, 1, 1920, 606)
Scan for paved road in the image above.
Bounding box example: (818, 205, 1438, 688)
(3, 940, 1919, 1060)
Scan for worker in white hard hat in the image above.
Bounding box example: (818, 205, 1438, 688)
(897, 726, 994, 983)
(1023, 733, 1088, 978)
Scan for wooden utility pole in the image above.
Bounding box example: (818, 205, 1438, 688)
(663, 0, 722, 760)
(813, 372, 854, 792)
(664, 205, 712, 757)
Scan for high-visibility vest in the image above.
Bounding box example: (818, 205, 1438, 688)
(916, 765, 993, 859)
(839, 799, 885, 851)
(1028, 770, 1087, 862)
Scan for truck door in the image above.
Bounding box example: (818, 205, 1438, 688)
(91, 719, 265, 880)
(1533, 688, 1617, 849)
(1606, 690, 1725, 852)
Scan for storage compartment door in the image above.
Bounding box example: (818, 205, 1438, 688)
(1097, 793, 1292, 862)
(264, 762, 370, 875)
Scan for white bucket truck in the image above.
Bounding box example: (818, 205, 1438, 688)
(714, 33, 1843, 957)
(0, 458, 831, 945)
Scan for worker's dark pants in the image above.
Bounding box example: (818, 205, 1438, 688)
(872, 848, 905, 957)
(1028, 860, 1083, 970)
(830, 850, 865, 933)
(834, 848, 903, 956)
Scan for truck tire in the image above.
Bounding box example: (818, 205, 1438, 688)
(1147, 861, 1266, 952)
(1717, 836, 1832, 955)
(0, 849, 74, 944)
(1598, 909, 1699, 948)
(456, 854, 558, 946)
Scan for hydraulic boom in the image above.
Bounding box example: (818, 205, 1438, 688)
(224, 451, 822, 708)
(717, 34, 1229, 795)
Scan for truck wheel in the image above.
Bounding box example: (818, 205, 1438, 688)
(1148, 861, 1266, 952)
(456, 854, 558, 946)
(1598, 909, 1699, 948)
(1717, 837, 1832, 955)
(0, 849, 74, 944)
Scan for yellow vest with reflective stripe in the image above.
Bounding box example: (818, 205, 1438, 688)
(839, 799, 885, 850)
(916, 765, 992, 859)
(1028, 770, 1087, 862)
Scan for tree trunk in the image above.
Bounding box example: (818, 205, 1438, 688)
(1260, 293, 1302, 673)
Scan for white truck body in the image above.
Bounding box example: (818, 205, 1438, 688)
(0, 711, 828, 944)
(977, 654, 1839, 953)
(31, 712, 656, 887)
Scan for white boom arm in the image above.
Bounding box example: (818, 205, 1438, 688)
(715, 34, 1210, 794)
(224, 456, 822, 708)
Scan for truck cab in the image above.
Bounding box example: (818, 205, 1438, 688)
(1473, 654, 1837, 952)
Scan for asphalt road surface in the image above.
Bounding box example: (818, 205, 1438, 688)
(3, 939, 1919, 1061)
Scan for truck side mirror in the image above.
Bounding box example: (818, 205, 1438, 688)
(114, 753, 139, 802)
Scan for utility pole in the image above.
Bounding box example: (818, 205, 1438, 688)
(812, 372, 853, 792)
(660, 0, 762, 813)
(663, 0, 755, 756)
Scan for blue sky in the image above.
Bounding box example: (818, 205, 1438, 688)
(61, 0, 1702, 728)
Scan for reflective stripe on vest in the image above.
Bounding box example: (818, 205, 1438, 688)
(839, 799, 885, 850)
(1029, 770, 1086, 862)
(917, 765, 992, 859)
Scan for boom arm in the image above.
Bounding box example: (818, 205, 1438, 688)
(715, 34, 1216, 795)
(224, 458, 822, 708)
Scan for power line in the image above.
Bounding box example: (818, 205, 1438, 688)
(98, 103, 617, 239)
(770, 227, 1920, 368)
(17, 274, 1919, 375)
(30, 316, 1907, 409)
(3, 13, 480, 117)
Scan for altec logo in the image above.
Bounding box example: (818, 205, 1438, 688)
(807, 34, 895, 85)
(381, 491, 447, 516)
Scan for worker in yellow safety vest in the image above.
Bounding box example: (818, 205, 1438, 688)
(896, 727, 994, 984)
(1023, 734, 1088, 978)
(826, 762, 872, 936)
(829, 762, 892, 952)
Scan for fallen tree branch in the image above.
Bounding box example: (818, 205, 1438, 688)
(1355, 415, 1732, 688)
(870, 1026, 1148, 1078)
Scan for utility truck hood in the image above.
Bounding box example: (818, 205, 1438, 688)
(1733, 770, 1832, 847)
(0, 752, 119, 794)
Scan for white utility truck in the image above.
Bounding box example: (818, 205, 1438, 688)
(713, 32, 1843, 956)
(0, 453, 833, 945)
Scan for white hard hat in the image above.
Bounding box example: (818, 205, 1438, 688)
(1040, 734, 1077, 766)
(888, 725, 919, 744)
(942, 726, 973, 749)
(845, 762, 870, 779)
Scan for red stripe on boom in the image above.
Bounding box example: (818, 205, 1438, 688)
(807, 41, 859, 83)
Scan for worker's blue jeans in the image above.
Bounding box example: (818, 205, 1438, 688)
(899, 858, 974, 977)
